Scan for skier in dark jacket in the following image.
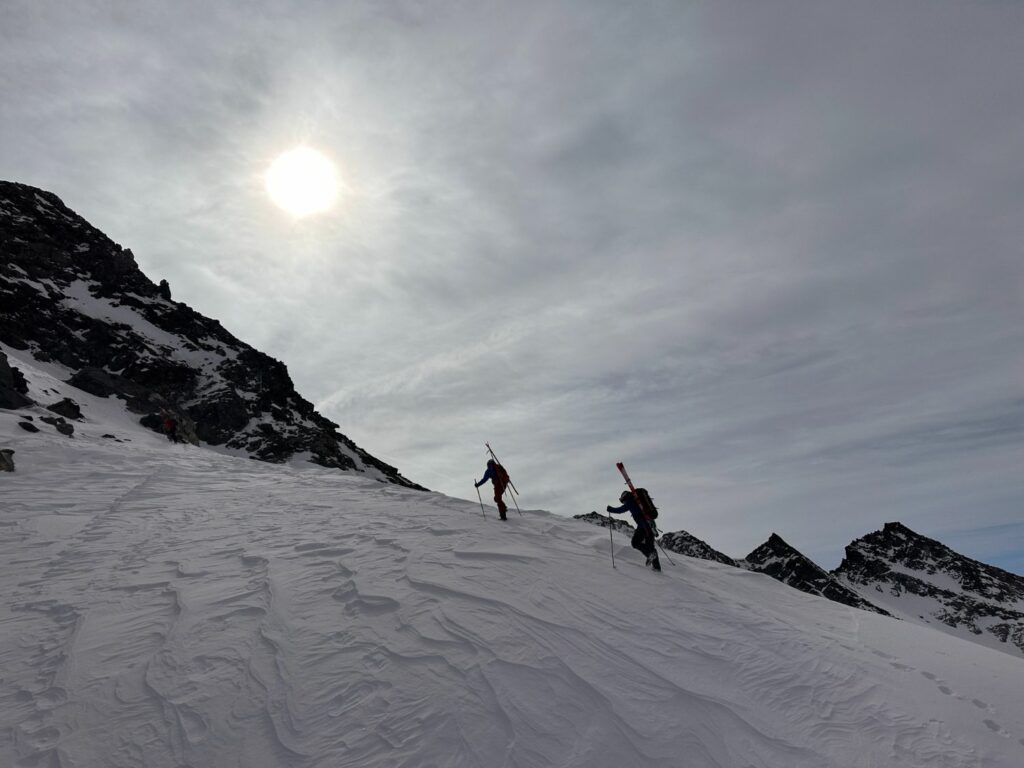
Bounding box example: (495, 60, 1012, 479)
(607, 491, 660, 570)
(475, 459, 509, 521)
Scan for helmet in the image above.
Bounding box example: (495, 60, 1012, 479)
(619, 490, 632, 503)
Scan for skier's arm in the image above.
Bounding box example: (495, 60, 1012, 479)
(475, 465, 494, 487)
(606, 503, 628, 515)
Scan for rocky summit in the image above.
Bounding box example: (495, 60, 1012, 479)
(0, 181, 422, 488)
(834, 522, 1024, 656)
(741, 533, 890, 615)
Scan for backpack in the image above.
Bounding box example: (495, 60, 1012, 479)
(635, 487, 658, 520)
(495, 464, 510, 487)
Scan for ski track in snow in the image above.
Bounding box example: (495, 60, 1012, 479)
(2, 409, 1024, 766)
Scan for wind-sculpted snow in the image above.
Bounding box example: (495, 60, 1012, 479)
(3, 405, 1024, 766)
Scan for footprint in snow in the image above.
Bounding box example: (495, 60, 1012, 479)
(983, 719, 1007, 736)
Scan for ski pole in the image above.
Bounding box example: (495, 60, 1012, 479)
(605, 512, 616, 569)
(475, 482, 486, 518)
(506, 489, 522, 516)
(651, 524, 676, 566)
(655, 537, 676, 566)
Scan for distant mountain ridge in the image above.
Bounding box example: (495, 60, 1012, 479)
(740, 533, 890, 616)
(835, 522, 1024, 655)
(575, 513, 1022, 657)
(0, 180, 423, 488)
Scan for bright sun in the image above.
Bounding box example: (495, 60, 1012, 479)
(265, 146, 339, 218)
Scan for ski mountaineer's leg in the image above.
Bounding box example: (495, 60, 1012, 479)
(638, 524, 659, 568)
(493, 484, 507, 520)
(630, 528, 646, 555)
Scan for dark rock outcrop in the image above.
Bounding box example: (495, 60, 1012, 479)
(659, 530, 736, 566)
(40, 415, 74, 436)
(743, 533, 890, 615)
(1, 351, 32, 409)
(46, 397, 82, 420)
(18, 421, 39, 433)
(0, 180, 422, 488)
(574, 511, 634, 533)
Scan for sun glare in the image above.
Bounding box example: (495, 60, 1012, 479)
(265, 146, 339, 218)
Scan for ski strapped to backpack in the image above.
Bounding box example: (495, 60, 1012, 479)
(615, 462, 657, 522)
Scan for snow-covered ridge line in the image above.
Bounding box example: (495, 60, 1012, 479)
(0, 179, 422, 488)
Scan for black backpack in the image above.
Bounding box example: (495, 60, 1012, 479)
(635, 488, 659, 520)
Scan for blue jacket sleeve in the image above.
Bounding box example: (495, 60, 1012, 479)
(475, 465, 494, 487)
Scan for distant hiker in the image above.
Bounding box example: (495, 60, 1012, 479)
(162, 413, 179, 443)
(475, 459, 510, 521)
(607, 490, 660, 571)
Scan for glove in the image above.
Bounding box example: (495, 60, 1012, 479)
(606, 506, 614, 513)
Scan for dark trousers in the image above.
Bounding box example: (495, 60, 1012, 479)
(631, 525, 655, 557)
(493, 483, 508, 519)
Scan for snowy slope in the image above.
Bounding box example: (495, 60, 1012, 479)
(3, 379, 1024, 767)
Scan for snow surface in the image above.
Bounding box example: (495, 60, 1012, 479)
(3, 385, 1024, 766)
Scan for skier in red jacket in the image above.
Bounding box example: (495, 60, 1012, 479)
(475, 459, 509, 521)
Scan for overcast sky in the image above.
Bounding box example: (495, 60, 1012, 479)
(3, 1, 1022, 572)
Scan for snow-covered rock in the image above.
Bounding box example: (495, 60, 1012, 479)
(0, 181, 421, 487)
(835, 521, 1024, 657)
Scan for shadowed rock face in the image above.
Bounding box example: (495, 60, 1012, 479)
(1, 351, 32, 409)
(834, 522, 1024, 655)
(0, 180, 424, 489)
(743, 533, 890, 616)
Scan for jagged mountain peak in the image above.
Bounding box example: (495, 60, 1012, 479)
(743, 533, 890, 616)
(0, 180, 423, 488)
(834, 521, 1024, 655)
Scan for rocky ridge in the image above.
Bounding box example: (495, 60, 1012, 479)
(572, 511, 635, 534)
(0, 180, 422, 488)
(835, 522, 1024, 654)
(659, 529, 736, 567)
(741, 533, 890, 615)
